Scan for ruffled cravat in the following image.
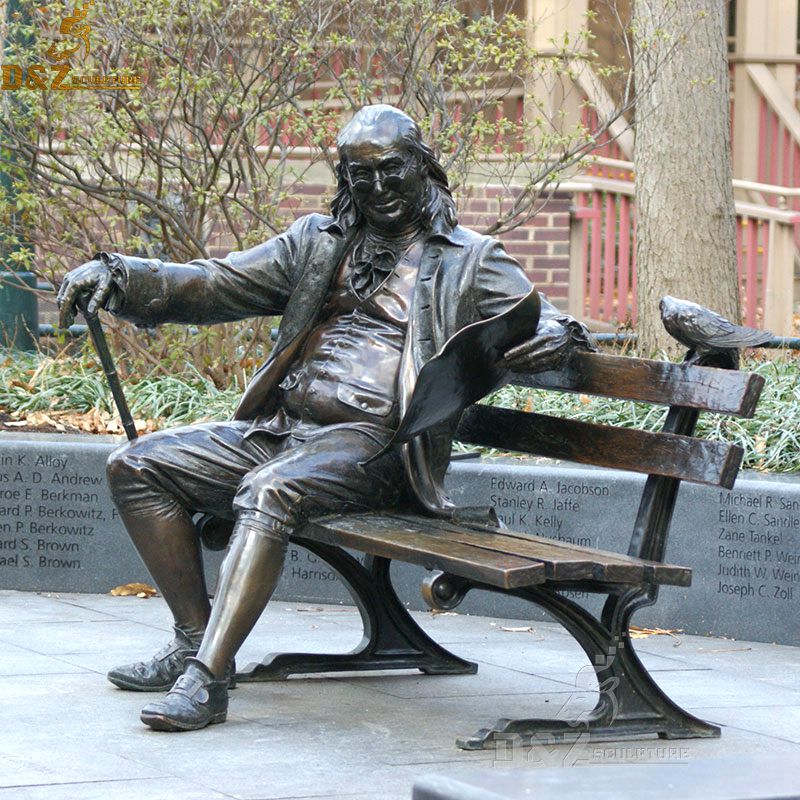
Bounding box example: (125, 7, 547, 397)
(349, 230, 421, 299)
(350, 243, 398, 299)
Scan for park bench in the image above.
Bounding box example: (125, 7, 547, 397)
(233, 327, 765, 750)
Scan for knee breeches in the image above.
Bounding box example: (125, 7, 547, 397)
(106, 421, 404, 539)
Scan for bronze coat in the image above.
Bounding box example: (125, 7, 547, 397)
(107, 213, 557, 514)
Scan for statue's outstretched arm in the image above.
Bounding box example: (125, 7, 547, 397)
(58, 214, 318, 329)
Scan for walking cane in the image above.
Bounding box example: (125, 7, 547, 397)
(76, 296, 138, 442)
(77, 298, 231, 549)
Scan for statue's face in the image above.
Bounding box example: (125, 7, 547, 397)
(341, 127, 426, 231)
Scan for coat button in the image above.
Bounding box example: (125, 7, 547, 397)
(360, 402, 368, 409)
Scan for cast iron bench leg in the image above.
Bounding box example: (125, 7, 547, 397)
(457, 585, 721, 749)
(237, 538, 477, 682)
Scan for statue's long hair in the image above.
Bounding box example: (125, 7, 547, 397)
(330, 107, 458, 233)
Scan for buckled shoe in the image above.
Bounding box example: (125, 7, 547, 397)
(140, 658, 229, 732)
(107, 627, 202, 692)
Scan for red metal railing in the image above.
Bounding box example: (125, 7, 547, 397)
(736, 215, 771, 327)
(758, 95, 800, 205)
(574, 186, 775, 327)
(579, 106, 632, 180)
(574, 189, 637, 324)
(747, 65, 800, 250)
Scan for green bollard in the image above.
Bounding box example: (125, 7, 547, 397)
(0, 271, 38, 351)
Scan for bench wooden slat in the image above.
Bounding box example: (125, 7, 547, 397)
(512, 351, 764, 417)
(302, 515, 546, 590)
(381, 514, 692, 586)
(456, 405, 743, 488)
(305, 513, 692, 589)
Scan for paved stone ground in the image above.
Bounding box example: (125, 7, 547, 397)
(0, 589, 799, 800)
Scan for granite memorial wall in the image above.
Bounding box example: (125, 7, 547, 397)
(0, 433, 797, 645)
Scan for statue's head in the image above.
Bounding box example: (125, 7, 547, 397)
(331, 104, 457, 234)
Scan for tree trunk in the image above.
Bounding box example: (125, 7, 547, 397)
(633, 0, 740, 356)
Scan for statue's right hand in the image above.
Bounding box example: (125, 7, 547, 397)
(56, 260, 114, 328)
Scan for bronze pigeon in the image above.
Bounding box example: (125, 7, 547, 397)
(660, 296, 772, 362)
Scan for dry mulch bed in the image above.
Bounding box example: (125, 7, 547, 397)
(0, 409, 155, 436)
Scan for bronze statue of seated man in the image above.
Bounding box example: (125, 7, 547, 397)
(57, 104, 591, 732)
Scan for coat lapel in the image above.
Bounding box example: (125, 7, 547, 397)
(398, 237, 453, 514)
(273, 227, 355, 352)
(233, 225, 355, 420)
(408, 239, 443, 369)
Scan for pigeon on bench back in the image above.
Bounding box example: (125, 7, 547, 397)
(659, 296, 773, 366)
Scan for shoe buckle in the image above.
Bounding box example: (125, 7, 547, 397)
(172, 673, 207, 701)
(155, 640, 182, 660)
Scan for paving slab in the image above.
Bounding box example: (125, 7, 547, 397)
(694, 704, 800, 743)
(0, 779, 230, 800)
(0, 590, 798, 800)
(414, 753, 800, 800)
(332, 663, 572, 700)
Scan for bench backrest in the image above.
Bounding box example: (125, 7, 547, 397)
(454, 350, 765, 563)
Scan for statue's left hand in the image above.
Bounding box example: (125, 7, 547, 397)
(498, 318, 578, 373)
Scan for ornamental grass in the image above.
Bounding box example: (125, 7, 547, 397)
(1, 347, 798, 473)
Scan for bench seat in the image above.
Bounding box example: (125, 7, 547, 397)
(303, 512, 692, 589)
